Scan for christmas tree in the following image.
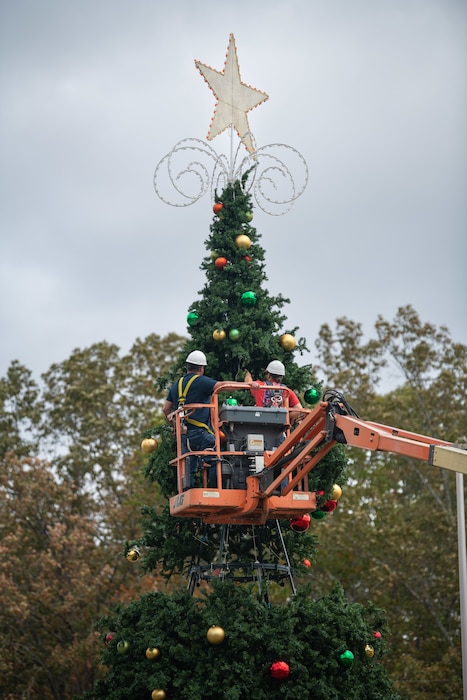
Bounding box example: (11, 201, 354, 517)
(81, 35, 402, 700)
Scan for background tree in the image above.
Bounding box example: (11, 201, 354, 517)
(40, 333, 184, 499)
(0, 360, 42, 458)
(0, 454, 112, 700)
(0, 333, 185, 700)
(312, 305, 466, 699)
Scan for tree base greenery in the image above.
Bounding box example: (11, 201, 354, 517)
(83, 581, 402, 700)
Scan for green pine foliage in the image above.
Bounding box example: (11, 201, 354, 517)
(135, 178, 347, 581)
(83, 581, 401, 700)
(83, 179, 400, 698)
(156, 177, 311, 390)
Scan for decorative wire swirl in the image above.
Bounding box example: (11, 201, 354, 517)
(153, 134, 308, 216)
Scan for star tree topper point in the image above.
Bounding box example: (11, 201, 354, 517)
(195, 33, 269, 154)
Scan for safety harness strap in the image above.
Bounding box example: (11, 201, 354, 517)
(177, 374, 214, 435)
(177, 374, 198, 404)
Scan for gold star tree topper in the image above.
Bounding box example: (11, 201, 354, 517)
(195, 34, 269, 154)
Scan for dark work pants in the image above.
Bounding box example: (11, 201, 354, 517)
(186, 427, 217, 487)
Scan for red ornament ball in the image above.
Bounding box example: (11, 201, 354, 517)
(105, 632, 115, 644)
(213, 202, 223, 214)
(290, 513, 311, 532)
(303, 558, 312, 568)
(215, 257, 228, 269)
(270, 660, 290, 679)
(321, 499, 338, 512)
(373, 630, 382, 639)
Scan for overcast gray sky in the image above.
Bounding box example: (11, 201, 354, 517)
(1, 0, 466, 386)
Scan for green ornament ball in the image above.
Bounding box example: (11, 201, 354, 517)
(229, 328, 241, 341)
(117, 640, 130, 654)
(245, 211, 253, 222)
(304, 387, 321, 405)
(339, 650, 355, 667)
(311, 510, 326, 520)
(187, 312, 199, 327)
(241, 291, 257, 306)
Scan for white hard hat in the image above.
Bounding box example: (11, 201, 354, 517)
(266, 360, 285, 376)
(186, 350, 207, 366)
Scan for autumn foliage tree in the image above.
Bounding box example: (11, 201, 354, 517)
(0, 333, 185, 700)
(312, 305, 467, 699)
(0, 308, 465, 699)
(0, 454, 114, 699)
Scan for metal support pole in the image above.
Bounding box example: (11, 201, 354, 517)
(276, 519, 297, 596)
(229, 124, 234, 181)
(457, 473, 467, 699)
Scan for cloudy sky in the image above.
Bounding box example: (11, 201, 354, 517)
(1, 0, 466, 385)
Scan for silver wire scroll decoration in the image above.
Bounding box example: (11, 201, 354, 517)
(153, 135, 308, 216)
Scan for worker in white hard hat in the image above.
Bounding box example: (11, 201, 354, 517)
(164, 351, 223, 428)
(244, 360, 303, 422)
(163, 351, 226, 488)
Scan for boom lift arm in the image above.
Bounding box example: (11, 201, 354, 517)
(261, 389, 467, 497)
(168, 385, 467, 525)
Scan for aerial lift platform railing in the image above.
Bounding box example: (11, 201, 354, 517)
(168, 384, 467, 526)
(168, 382, 319, 525)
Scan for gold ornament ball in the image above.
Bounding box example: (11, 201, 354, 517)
(213, 329, 226, 342)
(145, 647, 161, 660)
(365, 644, 375, 658)
(280, 333, 296, 351)
(151, 690, 166, 700)
(331, 484, 343, 500)
(141, 437, 159, 454)
(207, 625, 225, 645)
(235, 233, 251, 249)
(126, 547, 140, 562)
